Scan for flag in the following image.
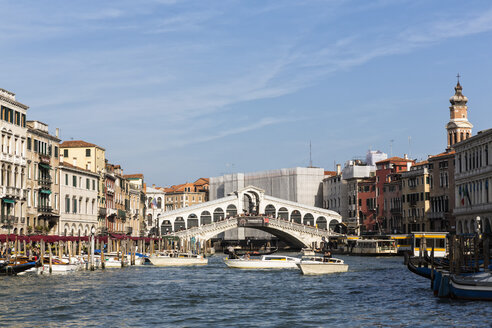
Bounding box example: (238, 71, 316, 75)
(464, 185, 472, 207)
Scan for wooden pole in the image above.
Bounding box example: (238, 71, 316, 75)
(68, 241, 72, 264)
(120, 240, 125, 268)
(484, 234, 490, 272)
(101, 243, 106, 269)
(49, 244, 53, 274)
(41, 240, 45, 266)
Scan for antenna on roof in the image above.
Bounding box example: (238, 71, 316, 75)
(309, 141, 313, 168)
(408, 136, 412, 159)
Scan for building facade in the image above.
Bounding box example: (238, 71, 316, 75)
(428, 151, 455, 232)
(401, 162, 431, 233)
(59, 162, 98, 236)
(25, 121, 60, 235)
(375, 156, 413, 233)
(164, 178, 209, 211)
(144, 185, 166, 236)
(59, 140, 106, 233)
(0, 88, 28, 235)
(124, 174, 145, 237)
(453, 129, 492, 234)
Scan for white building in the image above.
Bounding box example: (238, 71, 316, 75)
(144, 185, 166, 236)
(58, 161, 99, 236)
(210, 167, 325, 208)
(453, 128, 492, 234)
(0, 88, 28, 234)
(322, 164, 345, 215)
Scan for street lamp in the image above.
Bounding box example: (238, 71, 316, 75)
(475, 216, 481, 235)
(90, 226, 96, 271)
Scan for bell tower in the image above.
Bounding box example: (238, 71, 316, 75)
(446, 75, 473, 149)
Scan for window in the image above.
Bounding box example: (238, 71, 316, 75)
(73, 198, 77, 213)
(34, 139, 38, 152)
(73, 175, 77, 187)
(64, 149, 68, 157)
(86, 178, 90, 189)
(65, 174, 68, 185)
(27, 137, 31, 150)
(92, 180, 95, 190)
(65, 197, 70, 213)
(86, 149, 91, 157)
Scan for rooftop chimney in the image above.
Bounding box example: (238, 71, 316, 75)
(56, 128, 59, 138)
(403, 154, 408, 160)
(336, 164, 341, 175)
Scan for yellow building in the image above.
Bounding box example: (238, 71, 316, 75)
(59, 140, 106, 231)
(401, 161, 431, 233)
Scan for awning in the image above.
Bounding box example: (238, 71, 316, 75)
(40, 189, 52, 195)
(2, 198, 15, 204)
(39, 163, 51, 170)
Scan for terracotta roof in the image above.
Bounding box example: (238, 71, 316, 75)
(59, 162, 99, 175)
(324, 171, 337, 176)
(376, 156, 414, 164)
(194, 177, 209, 185)
(428, 150, 455, 159)
(413, 160, 429, 166)
(60, 140, 105, 150)
(124, 174, 144, 179)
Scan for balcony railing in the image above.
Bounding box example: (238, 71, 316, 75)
(38, 178, 52, 186)
(98, 207, 107, 217)
(1, 186, 26, 199)
(118, 209, 126, 220)
(37, 206, 53, 213)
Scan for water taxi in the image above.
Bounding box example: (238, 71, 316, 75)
(297, 256, 348, 275)
(149, 251, 207, 266)
(224, 255, 301, 269)
(351, 239, 397, 256)
(412, 232, 448, 257)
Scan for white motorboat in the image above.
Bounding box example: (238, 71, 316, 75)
(149, 252, 208, 266)
(224, 255, 301, 269)
(297, 256, 348, 275)
(101, 252, 129, 268)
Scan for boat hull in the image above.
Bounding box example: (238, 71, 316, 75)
(449, 273, 492, 301)
(297, 263, 348, 275)
(224, 259, 298, 269)
(149, 257, 207, 266)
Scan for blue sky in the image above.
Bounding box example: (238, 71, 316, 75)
(2, 0, 492, 186)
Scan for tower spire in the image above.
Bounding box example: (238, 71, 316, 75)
(446, 76, 473, 150)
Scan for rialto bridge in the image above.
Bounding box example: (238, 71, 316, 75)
(156, 186, 342, 248)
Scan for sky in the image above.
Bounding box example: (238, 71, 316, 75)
(2, 0, 492, 186)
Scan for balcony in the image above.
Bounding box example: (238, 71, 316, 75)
(118, 209, 126, 220)
(106, 187, 115, 195)
(107, 208, 117, 217)
(38, 178, 52, 187)
(37, 206, 53, 213)
(1, 186, 25, 199)
(98, 207, 107, 217)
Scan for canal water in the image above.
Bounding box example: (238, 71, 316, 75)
(0, 255, 490, 327)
